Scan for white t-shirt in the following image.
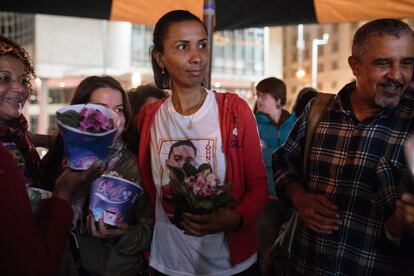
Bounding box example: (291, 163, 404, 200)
(149, 89, 256, 275)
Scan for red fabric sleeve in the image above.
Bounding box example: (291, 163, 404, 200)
(232, 99, 268, 228)
(0, 144, 73, 276)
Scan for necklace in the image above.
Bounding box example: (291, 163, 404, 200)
(186, 91, 206, 130)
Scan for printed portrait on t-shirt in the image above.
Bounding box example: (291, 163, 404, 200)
(158, 138, 217, 220)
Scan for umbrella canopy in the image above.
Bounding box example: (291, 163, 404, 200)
(1, 0, 413, 29)
(216, 0, 414, 30)
(0, 0, 203, 26)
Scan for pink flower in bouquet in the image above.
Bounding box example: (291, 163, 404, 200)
(166, 162, 234, 213)
(57, 106, 115, 134)
(186, 173, 222, 197)
(79, 108, 113, 132)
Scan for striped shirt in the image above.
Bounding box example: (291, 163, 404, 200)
(273, 82, 414, 275)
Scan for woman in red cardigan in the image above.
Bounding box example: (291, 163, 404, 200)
(137, 9, 267, 276)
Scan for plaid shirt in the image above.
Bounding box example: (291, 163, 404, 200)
(273, 82, 414, 275)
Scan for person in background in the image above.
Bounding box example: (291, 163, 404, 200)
(0, 142, 104, 275)
(292, 86, 319, 119)
(137, 10, 267, 275)
(0, 34, 42, 187)
(253, 77, 296, 275)
(272, 18, 414, 274)
(43, 76, 153, 276)
(127, 84, 168, 119)
(127, 84, 168, 152)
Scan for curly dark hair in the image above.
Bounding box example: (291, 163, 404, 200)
(0, 34, 36, 81)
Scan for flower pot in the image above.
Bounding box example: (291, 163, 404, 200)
(89, 175, 143, 227)
(56, 104, 120, 170)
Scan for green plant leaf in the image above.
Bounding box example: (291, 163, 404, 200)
(188, 191, 197, 209)
(197, 163, 212, 173)
(183, 162, 197, 177)
(166, 165, 185, 182)
(57, 110, 81, 128)
(214, 193, 236, 208)
(196, 199, 214, 210)
(175, 180, 188, 197)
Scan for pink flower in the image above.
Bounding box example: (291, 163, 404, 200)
(79, 108, 113, 132)
(166, 162, 234, 212)
(187, 172, 220, 197)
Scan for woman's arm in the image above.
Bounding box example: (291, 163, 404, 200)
(232, 100, 268, 228)
(0, 143, 102, 275)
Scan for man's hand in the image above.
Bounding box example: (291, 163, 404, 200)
(181, 208, 242, 236)
(53, 161, 104, 202)
(400, 193, 414, 236)
(384, 193, 414, 240)
(292, 188, 341, 234)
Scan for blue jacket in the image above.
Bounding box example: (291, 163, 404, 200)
(255, 110, 296, 196)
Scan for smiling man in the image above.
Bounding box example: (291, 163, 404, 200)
(272, 19, 414, 274)
(348, 20, 414, 121)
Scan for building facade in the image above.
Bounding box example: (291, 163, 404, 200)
(1, 12, 281, 134)
(283, 18, 414, 109)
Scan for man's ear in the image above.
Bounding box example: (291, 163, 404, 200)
(348, 55, 360, 77)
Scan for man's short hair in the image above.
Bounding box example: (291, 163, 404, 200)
(352, 18, 414, 59)
(168, 140, 197, 159)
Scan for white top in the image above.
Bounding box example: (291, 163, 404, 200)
(149, 89, 256, 275)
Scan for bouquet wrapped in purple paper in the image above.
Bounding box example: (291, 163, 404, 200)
(56, 104, 119, 170)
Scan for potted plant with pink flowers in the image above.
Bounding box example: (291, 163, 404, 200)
(165, 162, 235, 229)
(56, 104, 119, 170)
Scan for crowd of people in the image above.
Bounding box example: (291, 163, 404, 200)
(0, 9, 413, 276)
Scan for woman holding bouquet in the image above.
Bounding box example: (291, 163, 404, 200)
(42, 76, 153, 276)
(0, 34, 42, 187)
(137, 10, 267, 275)
(0, 35, 106, 275)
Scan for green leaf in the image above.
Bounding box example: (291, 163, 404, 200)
(57, 110, 81, 128)
(183, 162, 197, 177)
(27, 189, 42, 200)
(196, 199, 214, 210)
(175, 180, 188, 197)
(214, 193, 236, 208)
(188, 192, 197, 209)
(166, 165, 185, 182)
(197, 163, 212, 173)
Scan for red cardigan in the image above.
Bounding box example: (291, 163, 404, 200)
(137, 92, 268, 266)
(0, 143, 73, 275)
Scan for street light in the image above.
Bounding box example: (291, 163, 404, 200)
(296, 24, 305, 80)
(296, 68, 306, 79)
(311, 33, 329, 88)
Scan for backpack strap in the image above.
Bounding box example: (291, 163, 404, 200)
(304, 93, 335, 175)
